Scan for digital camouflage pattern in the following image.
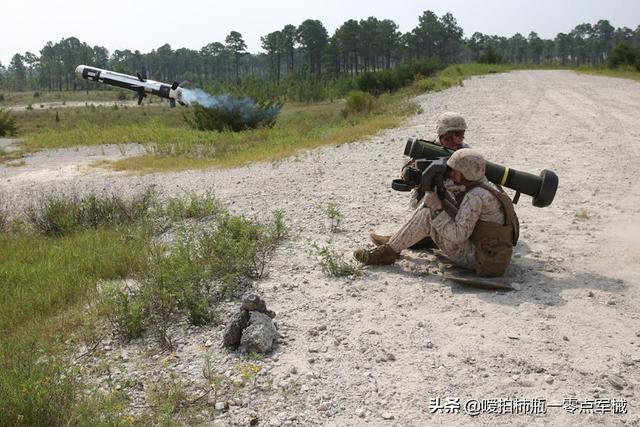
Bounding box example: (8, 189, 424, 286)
(389, 178, 505, 270)
(436, 111, 467, 136)
(447, 148, 485, 181)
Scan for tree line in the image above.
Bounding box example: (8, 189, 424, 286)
(1, 11, 639, 93)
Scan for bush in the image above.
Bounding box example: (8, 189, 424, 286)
(185, 94, 281, 132)
(342, 90, 375, 117)
(312, 241, 362, 278)
(416, 78, 438, 92)
(378, 69, 402, 92)
(0, 93, 5, 102)
(356, 60, 438, 96)
(0, 108, 17, 136)
(608, 43, 638, 69)
(104, 286, 146, 341)
(479, 47, 504, 64)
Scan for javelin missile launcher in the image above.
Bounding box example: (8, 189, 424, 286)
(392, 138, 559, 207)
(75, 65, 185, 107)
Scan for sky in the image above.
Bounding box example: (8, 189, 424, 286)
(1, 0, 639, 66)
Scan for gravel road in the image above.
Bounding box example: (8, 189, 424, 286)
(1, 70, 639, 425)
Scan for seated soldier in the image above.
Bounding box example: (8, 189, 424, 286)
(371, 111, 469, 248)
(354, 149, 519, 277)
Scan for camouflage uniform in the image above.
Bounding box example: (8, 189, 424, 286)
(407, 142, 470, 209)
(389, 177, 505, 269)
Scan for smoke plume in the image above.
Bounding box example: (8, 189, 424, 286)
(180, 88, 281, 131)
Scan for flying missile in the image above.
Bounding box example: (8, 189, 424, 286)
(75, 65, 185, 107)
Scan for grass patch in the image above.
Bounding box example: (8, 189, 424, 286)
(575, 65, 640, 82)
(102, 92, 413, 172)
(413, 63, 517, 93)
(0, 190, 284, 424)
(12, 104, 187, 138)
(0, 227, 150, 425)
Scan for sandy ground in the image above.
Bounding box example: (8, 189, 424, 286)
(1, 70, 639, 425)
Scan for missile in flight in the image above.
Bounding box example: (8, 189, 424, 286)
(75, 65, 185, 107)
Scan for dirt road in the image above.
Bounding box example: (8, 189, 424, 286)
(1, 70, 639, 425)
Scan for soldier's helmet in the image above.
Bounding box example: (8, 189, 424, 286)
(436, 112, 467, 136)
(446, 148, 485, 181)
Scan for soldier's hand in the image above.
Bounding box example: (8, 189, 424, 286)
(424, 191, 442, 210)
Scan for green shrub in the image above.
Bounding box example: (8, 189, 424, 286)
(325, 203, 342, 232)
(26, 196, 81, 236)
(356, 61, 436, 95)
(342, 90, 375, 117)
(479, 47, 504, 64)
(356, 72, 383, 95)
(378, 69, 401, 92)
(0, 108, 17, 136)
(0, 93, 5, 102)
(395, 59, 440, 85)
(312, 241, 362, 278)
(416, 78, 438, 92)
(104, 286, 146, 341)
(185, 95, 282, 132)
(608, 43, 638, 69)
(165, 193, 220, 222)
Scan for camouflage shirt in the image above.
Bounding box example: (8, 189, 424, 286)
(430, 178, 505, 269)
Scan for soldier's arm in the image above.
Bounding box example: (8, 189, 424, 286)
(430, 191, 483, 243)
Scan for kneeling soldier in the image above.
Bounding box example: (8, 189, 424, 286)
(354, 149, 519, 277)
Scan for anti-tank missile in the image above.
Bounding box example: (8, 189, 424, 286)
(394, 138, 559, 208)
(75, 65, 185, 107)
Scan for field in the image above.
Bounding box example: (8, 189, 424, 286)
(1, 66, 640, 424)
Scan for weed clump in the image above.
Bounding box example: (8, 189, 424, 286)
(312, 240, 362, 278)
(325, 202, 342, 232)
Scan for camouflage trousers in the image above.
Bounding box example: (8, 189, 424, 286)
(388, 206, 476, 269)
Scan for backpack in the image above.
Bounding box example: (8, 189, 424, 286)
(468, 184, 519, 277)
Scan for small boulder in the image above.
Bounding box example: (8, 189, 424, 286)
(242, 293, 268, 313)
(241, 312, 278, 353)
(223, 310, 250, 349)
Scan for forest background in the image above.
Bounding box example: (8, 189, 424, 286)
(1, 11, 639, 102)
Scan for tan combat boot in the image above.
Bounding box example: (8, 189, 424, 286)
(353, 244, 400, 265)
(370, 233, 391, 246)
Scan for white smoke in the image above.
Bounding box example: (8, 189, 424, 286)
(179, 88, 281, 128)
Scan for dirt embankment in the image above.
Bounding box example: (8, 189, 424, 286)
(1, 70, 639, 425)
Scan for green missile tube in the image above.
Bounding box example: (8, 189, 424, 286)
(403, 138, 558, 208)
